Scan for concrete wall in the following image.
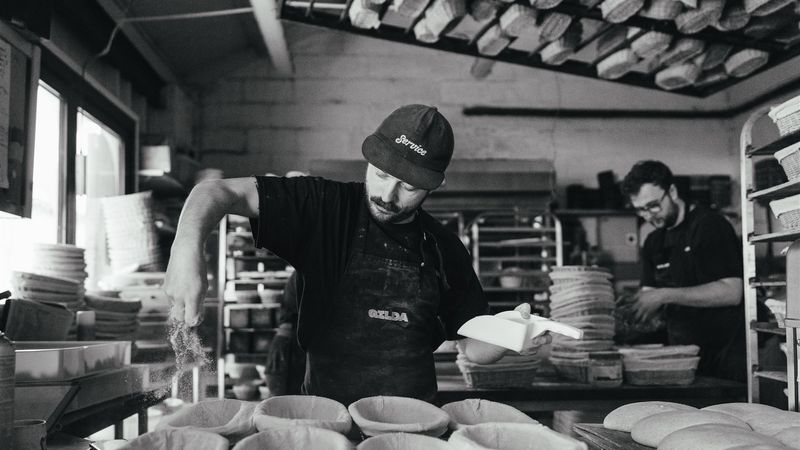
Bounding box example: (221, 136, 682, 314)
(197, 22, 742, 205)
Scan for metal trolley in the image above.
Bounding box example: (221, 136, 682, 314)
(466, 210, 563, 316)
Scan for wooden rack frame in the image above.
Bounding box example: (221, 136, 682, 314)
(279, 0, 800, 97)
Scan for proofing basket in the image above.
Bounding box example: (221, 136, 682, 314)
(456, 359, 539, 388)
(639, 0, 684, 19)
(775, 144, 800, 180)
(624, 368, 697, 385)
(769, 95, 800, 136)
(765, 298, 787, 327)
(724, 48, 769, 78)
(769, 194, 800, 230)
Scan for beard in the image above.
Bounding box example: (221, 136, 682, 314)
(650, 200, 679, 229)
(366, 195, 423, 224)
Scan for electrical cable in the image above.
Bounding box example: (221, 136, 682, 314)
(81, 6, 255, 79)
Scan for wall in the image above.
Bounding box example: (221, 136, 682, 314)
(197, 22, 741, 205)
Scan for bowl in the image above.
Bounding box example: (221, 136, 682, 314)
(259, 386, 270, 400)
(253, 395, 352, 434)
(348, 396, 449, 437)
(233, 384, 258, 401)
(498, 267, 524, 288)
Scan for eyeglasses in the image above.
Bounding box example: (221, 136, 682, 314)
(631, 191, 669, 216)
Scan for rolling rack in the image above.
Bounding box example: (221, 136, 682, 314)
(467, 209, 563, 315)
(739, 105, 800, 410)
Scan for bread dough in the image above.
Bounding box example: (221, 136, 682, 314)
(775, 426, 800, 449)
(630, 410, 750, 447)
(448, 423, 588, 450)
(659, 423, 785, 450)
(603, 401, 696, 432)
(702, 402, 787, 420)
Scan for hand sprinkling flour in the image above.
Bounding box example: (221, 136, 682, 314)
(168, 313, 209, 372)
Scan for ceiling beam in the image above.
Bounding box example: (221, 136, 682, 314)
(250, 0, 293, 76)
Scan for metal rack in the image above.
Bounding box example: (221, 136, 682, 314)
(739, 106, 800, 410)
(467, 210, 563, 313)
(215, 215, 290, 399)
(278, 0, 800, 97)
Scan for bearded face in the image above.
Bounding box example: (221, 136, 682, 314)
(364, 164, 429, 224)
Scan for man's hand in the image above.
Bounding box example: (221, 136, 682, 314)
(514, 302, 553, 353)
(163, 239, 208, 326)
(631, 288, 667, 324)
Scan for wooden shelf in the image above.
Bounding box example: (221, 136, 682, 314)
(555, 209, 637, 217)
(750, 321, 787, 337)
(481, 270, 549, 277)
(224, 327, 277, 332)
(748, 179, 800, 201)
(753, 371, 788, 383)
(483, 287, 549, 293)
(479, 241, 555, 248)
(749, 230, 800, 243)
(479, 256, 557, 263)
(747, 130, 800, 157)
(750, 279, 787, 288)
(478, 227, 558, 233)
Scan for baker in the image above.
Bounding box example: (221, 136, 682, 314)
(622, 160, 746, 381)
(164, 104, 548, 405)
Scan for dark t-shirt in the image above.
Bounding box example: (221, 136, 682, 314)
(249, 176, 488, 350)
(640, 206, 745, 379)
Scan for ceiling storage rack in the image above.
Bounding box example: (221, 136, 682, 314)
(467, 210, 563, 314)
(278, 0, 800, 96)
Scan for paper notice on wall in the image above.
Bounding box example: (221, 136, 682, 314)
(0, 39, 10, 189)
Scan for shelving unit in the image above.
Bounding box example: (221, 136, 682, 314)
(740, 105, 800, 411)
(215, 215, 291, 399)
(467, 210, 563, 315)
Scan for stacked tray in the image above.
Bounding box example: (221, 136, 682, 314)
(11, 271, 85, 310)
(547, 266, 616, 382)
(85, 292, 142, 340)
(30, 243, 88, 286)
(11, 271, 85, 337)
(618, 344, 701, 385)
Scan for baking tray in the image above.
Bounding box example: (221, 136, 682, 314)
(15, 341, 131, 382)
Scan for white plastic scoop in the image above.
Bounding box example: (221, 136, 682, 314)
(458, 311, 584, 353)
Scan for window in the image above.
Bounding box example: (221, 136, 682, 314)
(75, 109, 125, 288)
(0, 82, 64, 284)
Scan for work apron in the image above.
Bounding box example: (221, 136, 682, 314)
(652, 223, 745, 381)
(302, 205, 442, 406)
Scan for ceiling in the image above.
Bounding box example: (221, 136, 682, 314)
(86, 0, 800, 99)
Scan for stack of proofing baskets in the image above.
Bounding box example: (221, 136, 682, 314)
(456, 346, 542, 388)
(547, 266, 621, 386)
(100, 191, 164, 271)
(767, 94, 800, 232)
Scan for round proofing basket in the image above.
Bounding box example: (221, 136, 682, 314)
(622, 356, 700, 371)
(233, 427, 354, 450)
(253, 395, 352, 434)
(348, 396, 450, 437)
(121, 429, 229, 450)
(770, 97, 800, 136)
(448, 423, 588, 450)
(775, 144, 800, 180)
(624, 368, 697, 385)
(356, 432, 453, 450)
(155, 399, 257, 443)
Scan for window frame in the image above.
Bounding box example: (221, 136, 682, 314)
(38, 45, 138, 244)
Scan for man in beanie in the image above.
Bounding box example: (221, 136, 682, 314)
(164, 105, 548, 404)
